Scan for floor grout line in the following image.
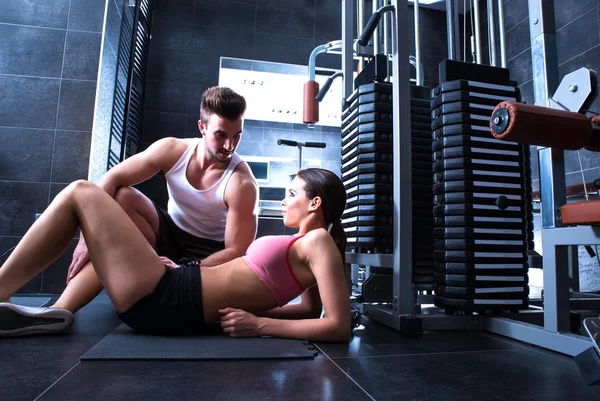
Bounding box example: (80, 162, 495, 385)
(477, 331, 579, 365)
(33, 362, 80, 401)
(313, 344, 377, 401)
(321, 347, 509, 360)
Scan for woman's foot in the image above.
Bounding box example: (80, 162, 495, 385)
(0, 303, 74, 337)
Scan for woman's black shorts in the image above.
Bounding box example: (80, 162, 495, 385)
(117, 264, 206, 335)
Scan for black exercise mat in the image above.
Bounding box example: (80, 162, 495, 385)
(80, 324, 318, 361)
(10, 296, 52, 307)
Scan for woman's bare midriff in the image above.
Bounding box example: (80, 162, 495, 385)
(199, 258, 279, 324)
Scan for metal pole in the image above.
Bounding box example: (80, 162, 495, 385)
(384, 1, 391, 56)
(342, 0, 353, 101)
(474, 0, 483, 63)
(373, 0, 380, 55)
(487, 0, 497, 66)
(358, 0, 365, 37)
(497, 0, 507, 67)
(445, 0, 460, 60)
(414, 0, 422, 85)
(357, 0, 365, 70)
(390, 0, 413, 315)
(529, 0, 559, 107)
(529, 0, 562, 230)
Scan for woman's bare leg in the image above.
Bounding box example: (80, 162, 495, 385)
(52, 261, 103, 312)
(0, 180, 165, 312)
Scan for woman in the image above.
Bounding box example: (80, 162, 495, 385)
(0, 168, 351, 342)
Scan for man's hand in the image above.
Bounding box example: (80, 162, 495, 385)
(66, 240, 90, 284)
(219, 308, 262, 337)
(158, 256, 179, 269)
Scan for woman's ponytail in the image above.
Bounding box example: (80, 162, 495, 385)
(329, 220, 347, 266)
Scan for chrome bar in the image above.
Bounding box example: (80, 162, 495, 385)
(342, 0, 354, 100)
(390, 0, 413, 314)
(384, 0, 390, 56)
(474, 0, 483, 63)
(487, 0, 497, 66)
(414, 0, 422, 85)
(497, 0, 507, 67)
(373, 0, 380, 55)
(445, 0, 460, 60)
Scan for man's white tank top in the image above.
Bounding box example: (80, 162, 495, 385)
(165, 138, 242, 242)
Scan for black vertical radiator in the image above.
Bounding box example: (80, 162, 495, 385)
(107, 0, 154, 169)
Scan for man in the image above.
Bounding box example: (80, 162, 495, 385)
(3, 87, 258, 336)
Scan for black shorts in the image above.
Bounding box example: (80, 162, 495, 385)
(117, 265, 206, 335)
(153, 204, 225, 264)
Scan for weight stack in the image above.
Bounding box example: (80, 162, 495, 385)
(430, 74, 533, 314)
(340, 82, 435, 291)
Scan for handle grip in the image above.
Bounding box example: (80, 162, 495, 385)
(277, 139, 297, 146)
(358, 12, 382, 46)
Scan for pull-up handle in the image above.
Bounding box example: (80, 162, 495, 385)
(358, 12, 382, 46)
(277, 140, 326, 148)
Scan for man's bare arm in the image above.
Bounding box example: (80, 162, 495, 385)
(95, 137, 185, 197)
(200, 165, 258, 266)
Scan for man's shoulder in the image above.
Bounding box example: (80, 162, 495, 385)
(231, 159, 258, 184)
(152, 137, 195, 156)
(225, 160, 258, 205)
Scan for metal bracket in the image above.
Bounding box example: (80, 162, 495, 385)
(551, 67, 598, 113)
(362, 274, 393, 303)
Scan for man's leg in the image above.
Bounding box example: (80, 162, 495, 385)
(52, 186, 160, 312)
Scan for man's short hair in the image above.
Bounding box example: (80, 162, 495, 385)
(200, 86, 246, 124)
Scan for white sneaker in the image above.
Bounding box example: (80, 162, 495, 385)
(0, 303, 74, 337)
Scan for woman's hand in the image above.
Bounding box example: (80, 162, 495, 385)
(158, 256, 179, 268)
(219, 308, 263, 337)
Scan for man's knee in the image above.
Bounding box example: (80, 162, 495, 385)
(114, 187, 139, 212)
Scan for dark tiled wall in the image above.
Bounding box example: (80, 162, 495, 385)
(141, 1, 449, 203)
(499, 0, 600, 290)
(477, 0, 600, 193)
(0, 0, 105, 293)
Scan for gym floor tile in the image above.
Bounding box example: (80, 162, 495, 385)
(35, 359, 373, 401)
(316, 317, 522, 358)
(332, 347, 596, 401)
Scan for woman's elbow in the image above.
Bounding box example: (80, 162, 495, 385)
(326, 320, 352, 343)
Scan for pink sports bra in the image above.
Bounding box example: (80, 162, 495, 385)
(242, 234, 307, 306)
